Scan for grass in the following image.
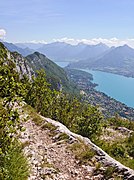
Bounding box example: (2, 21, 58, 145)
(68, 141, 96, 164)
(22, 104, 43, 125)
(95, 138, 134, 170)
(96, 119, 134, 170)
(103, 166, 116, 179)
(41, 122, 58, 136)
(41, 158, 54, 169)
(56, 133, 69, 141)
(41, 122, 57, 131)
(117, 157, 134, 170)
(103, 166, 123, 180)
(0, 141, 29, 180)
(40, 158, 59, 180)
(21, 140, 31, 149)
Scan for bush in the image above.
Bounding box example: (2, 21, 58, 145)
(0, 141, 29, 180)
(110, 143, 125, 157)
(103, 166, 116, 179)
(75, 105, 103, 140)
(127, 132, 134, 158)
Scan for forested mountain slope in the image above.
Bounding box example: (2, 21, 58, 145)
(26, 51, 79, 93)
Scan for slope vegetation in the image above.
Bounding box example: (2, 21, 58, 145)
(26, 52, 79, 93)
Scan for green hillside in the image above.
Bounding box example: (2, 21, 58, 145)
(26, 52, 79, 94)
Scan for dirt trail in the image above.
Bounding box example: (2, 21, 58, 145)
(20, 120, 99, 180)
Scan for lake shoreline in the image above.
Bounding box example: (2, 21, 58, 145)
(90, 68, 134, 79)
(80, 69, 134, 108)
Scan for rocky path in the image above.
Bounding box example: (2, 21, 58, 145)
(18, 105, 134, 180)
(20, 120, 101, 180)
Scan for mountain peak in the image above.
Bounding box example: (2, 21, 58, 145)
(122, 44, 131, 48)
(77, 42, 87, 47)
(34, 51, 42, 56)
(96, 42, 109, 48)
(117, 44, 134, 51)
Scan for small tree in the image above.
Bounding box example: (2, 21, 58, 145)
(76, 105, 103, 139)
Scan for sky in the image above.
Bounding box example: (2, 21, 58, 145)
(1, 0, 134, 46)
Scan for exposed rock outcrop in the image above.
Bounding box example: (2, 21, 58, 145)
(11, 52, 34, 80)
(18, 107, 134, 179)
(0, 42, 34, 80)
(44, 117, 134, 179)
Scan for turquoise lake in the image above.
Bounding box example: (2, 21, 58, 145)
(55, 61, 134, 108)
(82, 69, 134, 108)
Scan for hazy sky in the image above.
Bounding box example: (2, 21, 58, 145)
(1, 0, 134, 46)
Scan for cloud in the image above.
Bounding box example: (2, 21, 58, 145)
(0, 29, 6, 39)
(17, 37, 134, 48)
(53, 37, 134, 48)
(25, 40, 48, 44)
(15, 40, 48, 44)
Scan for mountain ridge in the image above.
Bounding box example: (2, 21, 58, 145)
(3, 41, 35, 56)
(12, 41, 110, 62)
(68, 44, 134, 77)
(26, 51, 79, 93)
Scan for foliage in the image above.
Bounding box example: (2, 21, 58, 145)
(95, 136, 134, 169)
(23, 70, 103, 140)
(110, 143, 125, 157)
(0, 45, 29, 179)
(0, 101, 29, 179)
(127, 132, 134, 158)
(75, 105, 103, 139)
(1, 42, 134, 173)
(69, 141, 95, 164)
(103, 166, 116, 180)
(41, 122, 57, 132)
(56, 133, 69, 141)
(22, 104, 43, 125)
(0, 141, 29, 180)
(0, 59, 20, 99)
(107, 115, 134, 131)
(26, 52, 79, 94)
(0, 43, 103, 142)
(0, 102, 19, 154)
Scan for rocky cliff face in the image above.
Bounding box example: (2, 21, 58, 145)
(11, 51, 34, 80)
(0, 42, 34, 80)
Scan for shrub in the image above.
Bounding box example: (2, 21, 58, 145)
(103, 166, 116, 179)
(110, 143, 125, 157)
(0, 141, 29, 180)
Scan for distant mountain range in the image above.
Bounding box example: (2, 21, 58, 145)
(15, 42, 44, 50)
(37, 42, 109, 62)
(3, 42, 35, 56)
(4, 41, 110, 62)
(3, 40, 134, 77)
(68, 44, 134, 77)
(15, 41, 109, 62)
